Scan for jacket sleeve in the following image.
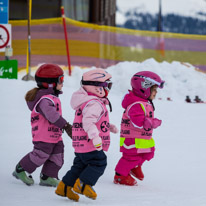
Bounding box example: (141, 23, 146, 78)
(82, 100, 104, 139)
(36, 98, 67, 129)
(127, 103, 145, 128)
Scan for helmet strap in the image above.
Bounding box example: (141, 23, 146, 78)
(107, 98, 112, 112)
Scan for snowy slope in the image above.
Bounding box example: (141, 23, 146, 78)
(1, 59, 206, 205)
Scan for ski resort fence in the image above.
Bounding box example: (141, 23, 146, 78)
(1, 17, 206, 72)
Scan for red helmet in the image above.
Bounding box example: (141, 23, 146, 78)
(35, 64, 64, 88)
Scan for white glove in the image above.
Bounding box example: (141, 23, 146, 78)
(110, 123, 119, 134)
(92, 136, 102, 151)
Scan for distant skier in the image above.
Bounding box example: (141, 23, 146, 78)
(185, 95, 191, 103)
(12, 64, 72, 187)
(194, 95, 203, 103)
(114, 71, 164, 186)
(55, 69, 118, 201)
(185, 95, 203, 103)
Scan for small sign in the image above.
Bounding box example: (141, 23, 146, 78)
(0, 59, 18, 79)
(0, 24, 11, 52)
(0, 0, 9, 24)
(5, 46, 13, 57)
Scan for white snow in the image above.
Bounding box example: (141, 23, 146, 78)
(116, 0, 206, 25)
(1, 58, 206, 205)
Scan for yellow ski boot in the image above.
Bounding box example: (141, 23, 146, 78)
(55, 181, 79, 202)
(73, 178, 97, 200)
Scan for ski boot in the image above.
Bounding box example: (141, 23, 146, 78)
(130, 166, 144, 181)
(39, 173, 60, 187)
(113, 173, 137, 186)
(55, 181, 79, 202)
(12, 163, 34, 186)
(73, 178, 97, 200)
(39, 174, 60, 187)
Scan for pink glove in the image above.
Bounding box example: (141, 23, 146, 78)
(143, 117, 162, 131)
(152, 118, 162, 129)
(143, 117, 153, 131)
(110, 123, 119, 134)
(92, 137, 102, 151)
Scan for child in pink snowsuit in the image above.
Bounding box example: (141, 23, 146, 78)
(114, 71, 164, 186)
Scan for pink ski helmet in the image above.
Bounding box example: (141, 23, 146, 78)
(131, 71, 164, 99)
(81, 68, 112, 98)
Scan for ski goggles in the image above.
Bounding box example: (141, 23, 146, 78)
(81, 79, 113, 90)
(58, 75, 64, 84)
(135, 75, 165, 89)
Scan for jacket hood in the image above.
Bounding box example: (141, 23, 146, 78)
(27, 87, 57, 111)
(122, 90, 148, 109)
(70, 87, 109, 110)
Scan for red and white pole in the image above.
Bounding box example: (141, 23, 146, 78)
(61, 6, 72, 76)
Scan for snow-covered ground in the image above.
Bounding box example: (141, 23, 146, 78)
(1, 59, 206, 205)
(116, 0, 206, 25)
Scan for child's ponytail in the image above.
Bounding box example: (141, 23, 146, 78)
(25, 87, 40, 102)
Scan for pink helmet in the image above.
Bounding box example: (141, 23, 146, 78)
(131, 71, 164, 99)
(81, 68, 112, 97)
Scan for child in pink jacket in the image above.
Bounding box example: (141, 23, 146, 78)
(55, 69, 118, 201)
(114, 71, 164, 186)
(12, 64, 72, 187)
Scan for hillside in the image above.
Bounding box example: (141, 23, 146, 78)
(116, 0, 206, 34)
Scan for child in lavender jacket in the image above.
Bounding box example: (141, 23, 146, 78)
(12, 64, 72, 187)
(114, 71, 164, 186)
(55, 69, 118, 202)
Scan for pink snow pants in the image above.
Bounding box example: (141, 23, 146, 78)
(115, 151, 154, 176)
